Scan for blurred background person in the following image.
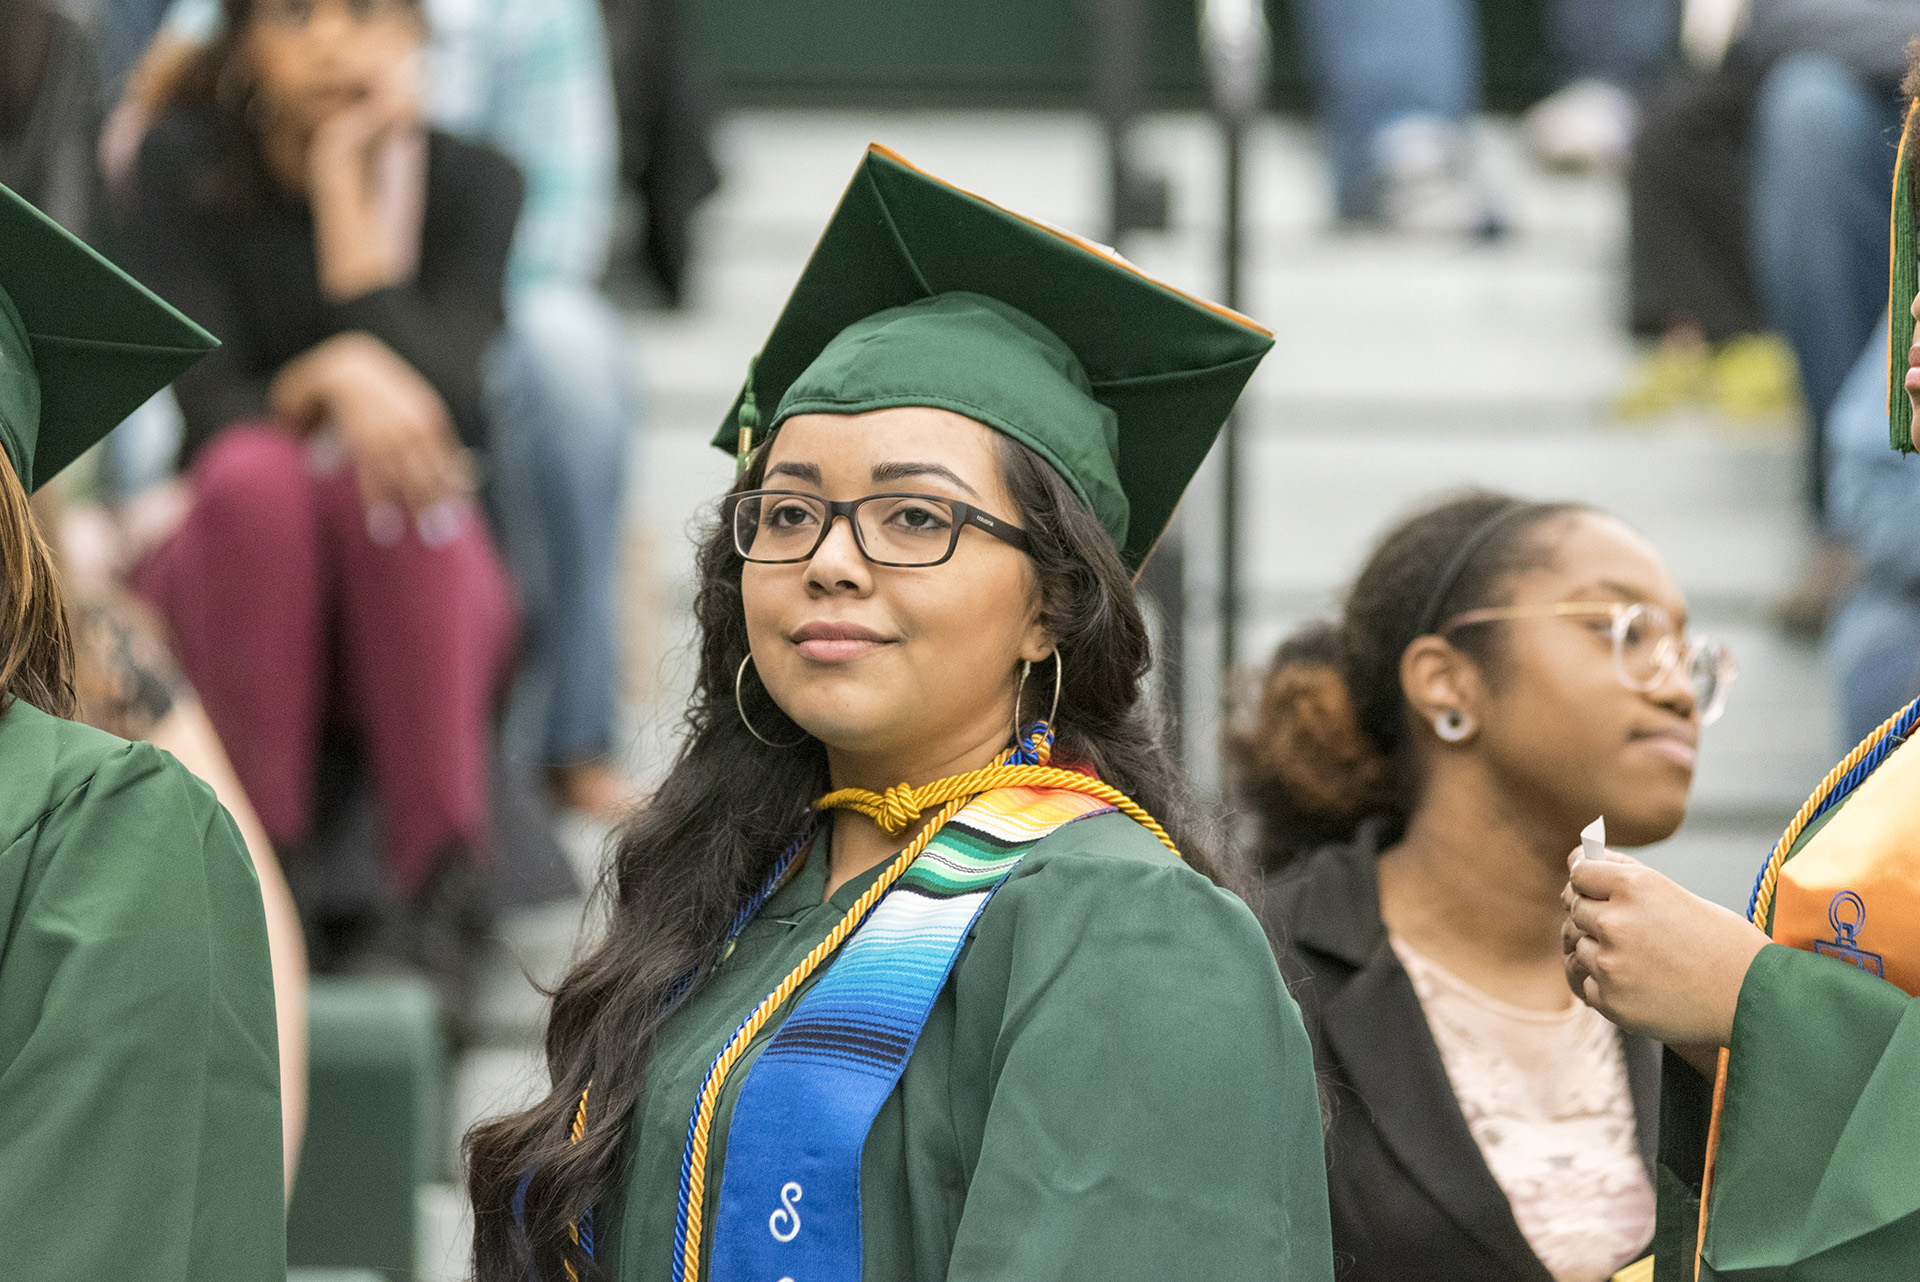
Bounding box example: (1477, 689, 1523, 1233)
(125, 0, 523, 1025)
(114, 0, 640, 820)
(1288, 0, 1678, 233)
(1744, 0, 1920, 631)
(1237, 491, 1734, 1282)
(1820, 316, 1920, 745)
(1616, 3, 1801, 424)
(0, 0, 102, 237)
(1609, 0, 1920, 635)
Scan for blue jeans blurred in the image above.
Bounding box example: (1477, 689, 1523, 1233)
(1292, 0, 1678, 218)
(1824, 321, 1920, 747)
(486, 285, 636, 767)
(1748, 54, 1903, 522)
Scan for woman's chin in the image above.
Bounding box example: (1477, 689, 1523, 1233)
(780, 705, 899, 757)
(1601, 798, 1688, 849)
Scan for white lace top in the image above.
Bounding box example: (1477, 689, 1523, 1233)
(1391, 935, 1656, 1282)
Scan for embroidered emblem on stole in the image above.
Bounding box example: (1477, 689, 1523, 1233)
(1811, 890, 1885, 977)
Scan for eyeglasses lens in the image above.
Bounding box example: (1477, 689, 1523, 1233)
(1689, 642, 1734, 725)
(734, 493, 820, 561)
(853, 496, 958, 565)
(1613, 605, 1675, 687)
(1611, 604, 1733, 724)
(732, 493, 961, 566)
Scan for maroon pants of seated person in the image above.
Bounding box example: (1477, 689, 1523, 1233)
(131, 424, 518, 894)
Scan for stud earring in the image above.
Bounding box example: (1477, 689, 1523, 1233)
(1434, 708, 1473, 743)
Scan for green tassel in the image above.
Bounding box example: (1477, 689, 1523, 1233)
(1890, 105, 1917, 453)
(735, 357, 761, 473)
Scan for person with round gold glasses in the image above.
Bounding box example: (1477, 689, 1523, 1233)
(1238, 489, 1727, 1282)
(1442, 598, 1735, 728)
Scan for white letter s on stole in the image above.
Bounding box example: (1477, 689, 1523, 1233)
(769, 1181, 803, 1243)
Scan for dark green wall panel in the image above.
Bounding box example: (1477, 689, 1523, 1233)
(686, 0, 1549, 110)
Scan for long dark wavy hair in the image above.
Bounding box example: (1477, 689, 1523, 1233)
(465, 431, 1227, 1280)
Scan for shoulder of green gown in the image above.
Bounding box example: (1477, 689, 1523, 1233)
(982, 807, 1267, 946)
(0, 697, 256, 890)
(0, 698, 150, 845)
(1017, 806, 1188, 868)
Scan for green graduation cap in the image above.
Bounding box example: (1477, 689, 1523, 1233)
(1889, 101, 1919, 453)
(711, 144, 1274, 570)
(0, 182, 217, 492)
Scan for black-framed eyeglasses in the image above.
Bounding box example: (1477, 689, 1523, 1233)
(724, 489, 1030, 567)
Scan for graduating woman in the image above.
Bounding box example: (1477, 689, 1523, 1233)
(1240, 491, 1734, 1282)
(1561, 55, 1920, 1281)
(465, 147, 1336, 1282)
(0, 183, 283, 1278)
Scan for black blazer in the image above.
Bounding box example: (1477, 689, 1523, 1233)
(1257, 819, 1661, 1282)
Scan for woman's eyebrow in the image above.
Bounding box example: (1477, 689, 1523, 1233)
(870, 461, 980, 497)
(1568, 579, 1691, 625)
(1565, 579, 1648, 602)
(766, 461, 823, 485)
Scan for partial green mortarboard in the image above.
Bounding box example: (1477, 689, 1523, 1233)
(0, 182, 217, 492)
(710, 144, 1274, 570)
(1890, 101, 1918, 453)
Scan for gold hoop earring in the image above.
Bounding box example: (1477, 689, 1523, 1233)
(735, 653, 806, 748)
(1045, 650, 1063, 728)
(1012, 658, 1032, 741)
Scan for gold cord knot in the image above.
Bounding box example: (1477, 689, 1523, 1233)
(874, 783, 924, 835)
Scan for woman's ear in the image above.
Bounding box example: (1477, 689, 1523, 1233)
(1018, 626, 1056, 666)
(1400, 636, 1483, 744)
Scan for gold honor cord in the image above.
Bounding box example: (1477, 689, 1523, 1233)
(561, 1082, 592, 1282)
(1749, 697, 1914, 929)
(817, 764, 1180, 855)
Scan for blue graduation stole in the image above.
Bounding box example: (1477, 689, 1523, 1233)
(701, 784, 1112, 1281)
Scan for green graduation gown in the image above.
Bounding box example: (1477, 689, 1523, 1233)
(0, 699, 284, 1280)
(598, 810, 1335, 1281)
(1652, 942, 1920, 1279)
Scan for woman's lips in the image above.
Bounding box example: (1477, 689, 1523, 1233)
(1633, 733, 1698, 770)
(790, 623, 893, 663)
(1906, 345, 1920, 392)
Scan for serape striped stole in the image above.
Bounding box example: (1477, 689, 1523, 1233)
(707, 784, 1113, 1281)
